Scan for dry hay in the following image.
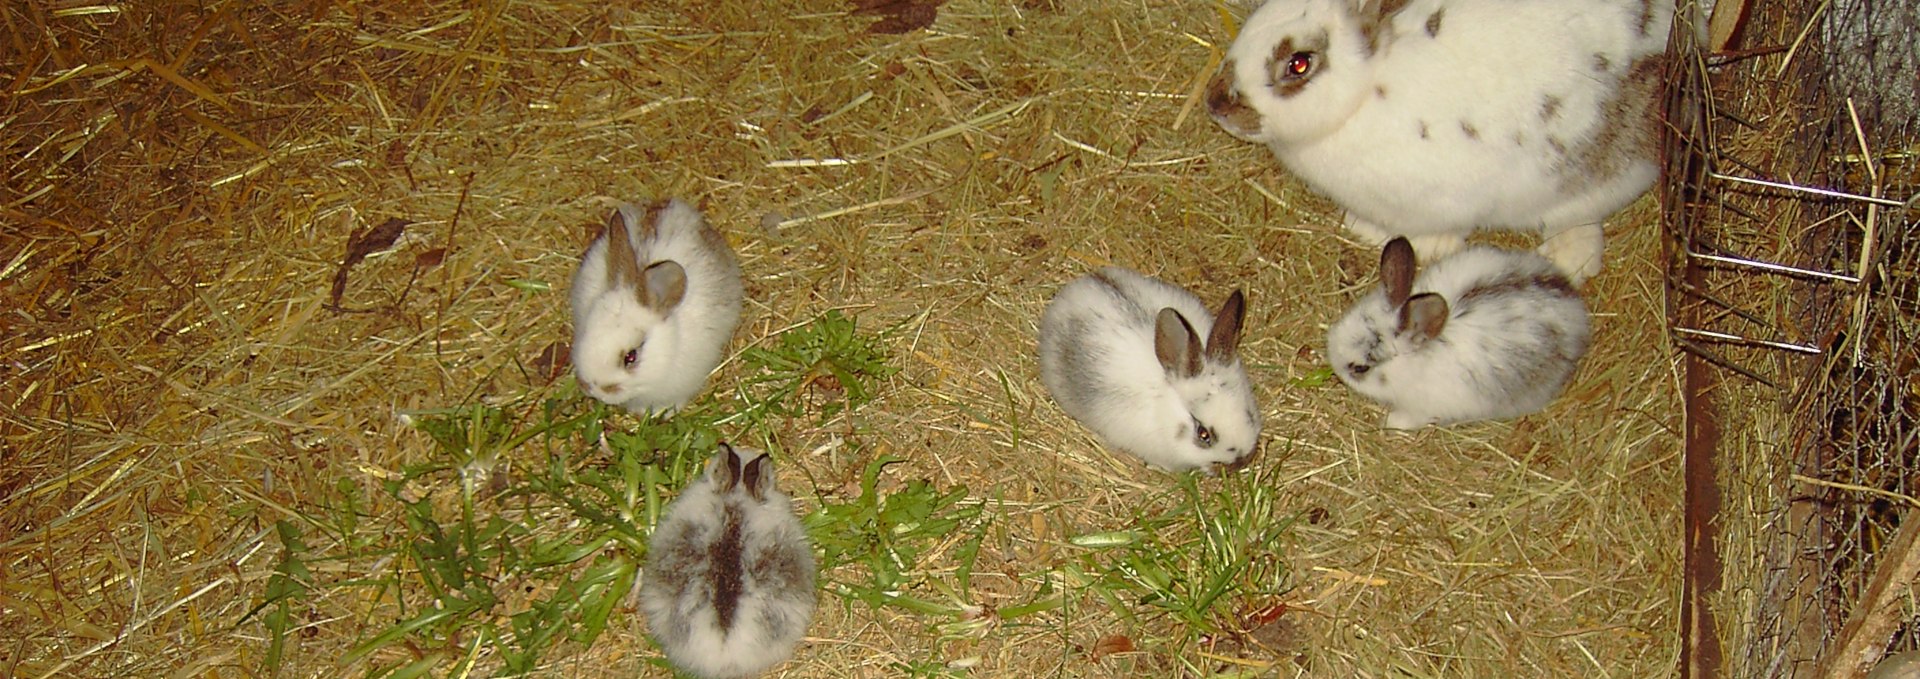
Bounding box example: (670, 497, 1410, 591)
(0, 1, 1681, 677)
(1668, 0, 1920, 675)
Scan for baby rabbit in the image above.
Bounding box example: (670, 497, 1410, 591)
(1326, 237, 1591, 429)
(1206, 0, 1673, 283)
(641, 443, 816, 679)
(570, 199, 744, 415)
(1038, 267, 1261, 474)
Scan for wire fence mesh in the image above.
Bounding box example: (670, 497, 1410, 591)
(1664, 0, 1920, 676)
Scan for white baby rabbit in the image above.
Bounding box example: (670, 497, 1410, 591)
(570, 199, 743, 415)
(641, 443, 816, 679)
(1326, 237, 1591, 429)
(1038, 267, 1261, 474)
(1206, 0, 1673, 283)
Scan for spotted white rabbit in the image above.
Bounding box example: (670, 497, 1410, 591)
(1206, 0, 1674, 283)
(570, 199, 743, 415)
(641, 443, 816, 679)
(1326, 237, 1591, 429)
(1038, 267, 1261, 474)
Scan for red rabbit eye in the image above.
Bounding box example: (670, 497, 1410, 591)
(622, 348, 639, 367)
(1287, 52, 1313, 77)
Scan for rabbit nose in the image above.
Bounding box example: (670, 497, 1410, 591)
(1205, 60, 1261, 138)
(1218, 442, 1263, 474)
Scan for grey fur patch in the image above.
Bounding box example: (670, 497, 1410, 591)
(1088, 269, 1130, 296)
(1456, 272, 1578, 306)
(1054, 316, 1100, 409)
(748, 540, 814, 596)
(1541, 94, 1563, 121)
(1593, 53, 1612, 73)
(1425, 9, 1444, 37)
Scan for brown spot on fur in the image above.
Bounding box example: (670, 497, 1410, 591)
(1375, 85, 1388, 99)
(1593, 53, 1612, 73)
(1547, 136, 1569, 156)
(1354, 0, 1414, 55)
(1541, 94, 1563, 121)
(1206, 60, 1263, 134)
(1459, 121, 1479, 140)
(1635, 0, 1655, 36)
(1559, 56, 1663, 190)
(1418, 121, 1430, 139)
(1266, 33, 1328, 99)
(639, 200, 669, 242)
(1425, 9, 1444, 38)
(708, 506, 746, 630)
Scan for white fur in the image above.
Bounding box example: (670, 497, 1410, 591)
(641, 447, 815, 679)
(1037, 267, 1261, 473)
(570, 199, 743, 414)
(1210, 0, 1673, 283)
(1325, 245, 1590, 429)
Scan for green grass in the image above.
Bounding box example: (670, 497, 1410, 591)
(1061, 462, 1299, 669)
(248, 309, 1298, 677)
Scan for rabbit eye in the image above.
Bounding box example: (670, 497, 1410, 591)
(1347, 362, 1370, 376)
(1195, 420, 1217, 448)
(1283, 52, 1314, 79)
(621, 348, 639, 367)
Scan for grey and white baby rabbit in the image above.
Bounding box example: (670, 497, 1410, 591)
(1038, 267, 1261, 474)
(640, 444, 816, 679)
(1326, 237, 1591, 429)
(570, 199, 744, 415)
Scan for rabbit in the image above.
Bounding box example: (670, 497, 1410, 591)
(1325, 237, 1591, 429)
(570, 198, 744, 415)
(1037, 267, 1261, 474)
(1205, 0, 1674, 284)
(640, 443, 817, 679)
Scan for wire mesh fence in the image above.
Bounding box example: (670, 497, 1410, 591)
(1664, 0, 1920, 676)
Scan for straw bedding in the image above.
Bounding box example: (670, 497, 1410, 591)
(1, 1, 1680, 676)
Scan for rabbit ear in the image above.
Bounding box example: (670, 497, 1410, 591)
(603, 209, 644, 289)
(740, 453, 771, 502)
(639, 261, 687, 312)
(1380, 237, 1416, 309)
(1398, 292, 1449, 344)
(1155, 308, 1205, 379)
(710, 443, 743, 493)
(1205, 290, 1247, 363)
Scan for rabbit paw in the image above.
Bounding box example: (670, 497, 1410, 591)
(1539, 223, 1605, 285)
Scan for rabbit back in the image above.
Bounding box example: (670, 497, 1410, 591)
(1038, 268, 1260, 472)
(642, 449, 815, 679)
